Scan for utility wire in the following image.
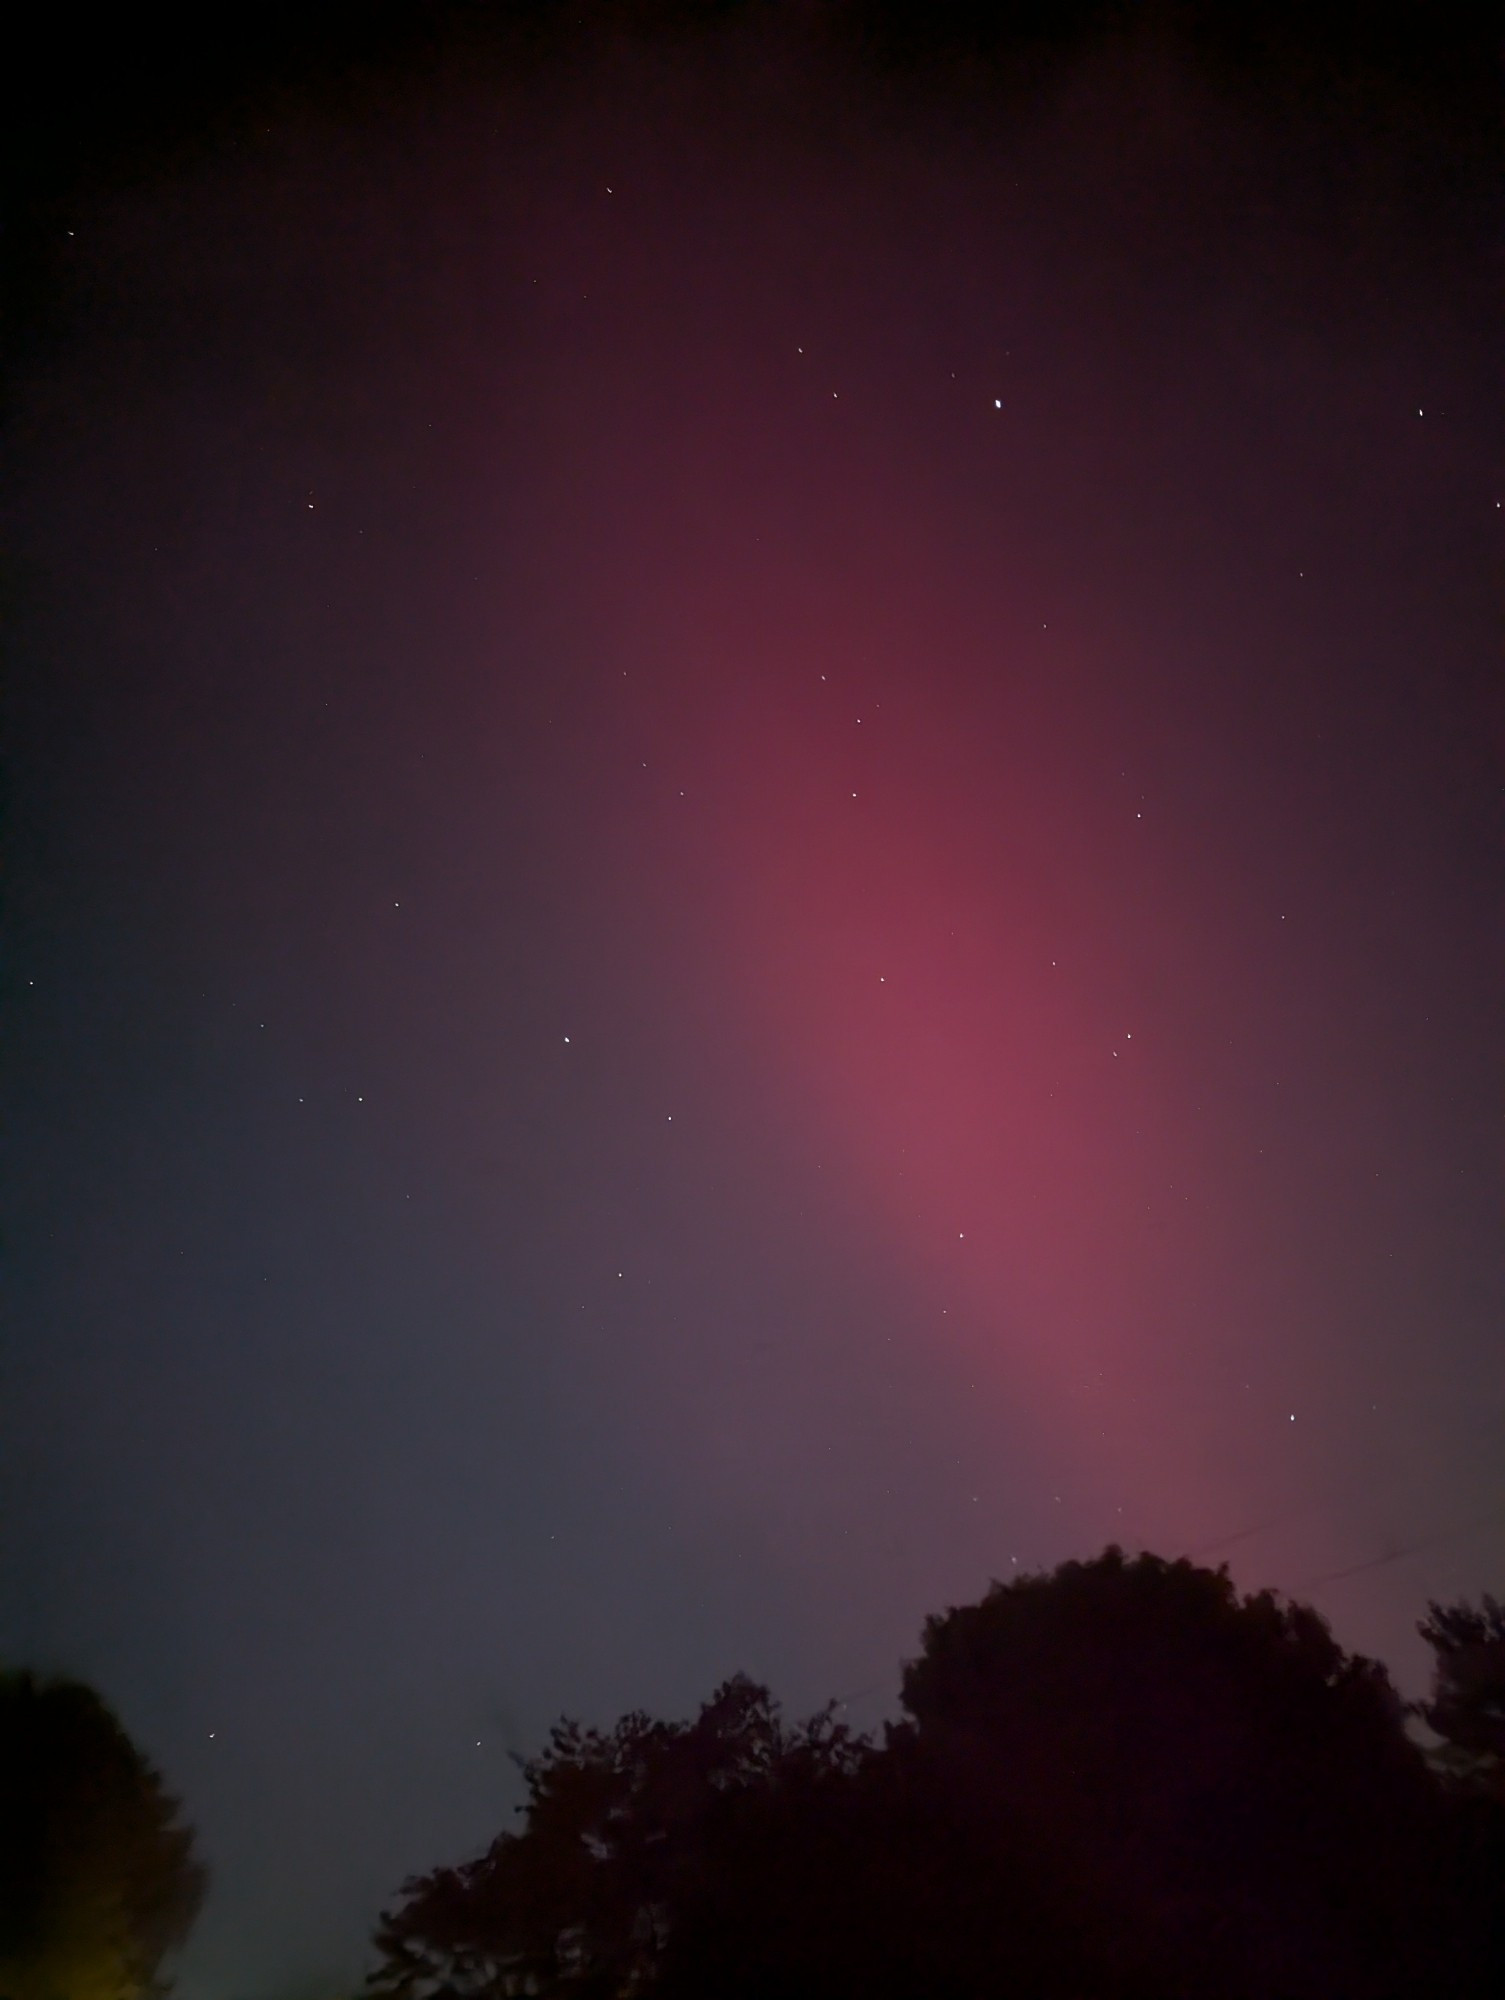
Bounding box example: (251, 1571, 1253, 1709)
(1291, 1496, 1505, 1594)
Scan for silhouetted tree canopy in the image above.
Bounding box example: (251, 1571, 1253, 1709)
(371, 1674, 865, 1999)
(1415, 1594, 1505, 1998)
(370, 1548, 1490, 2000)
(0, 1670, 205, 2000)
(890, 1548, 1448, 1999)
(1418, 1592, 1505, 1798)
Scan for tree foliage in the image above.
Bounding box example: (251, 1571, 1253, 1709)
(1415, 1594, 1505, 1998)
(893, 1548, 1444, 1999)
(371, 1674, 864, 2000)
(370, 1549, 1491, 2000)
(0, 1670, 205, 2000)
(1418, 1593, 1505, 1797)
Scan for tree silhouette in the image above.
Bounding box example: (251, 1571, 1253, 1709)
(371, 1674, 864, 2000)
(1416, 1594, 1505, 1997)
(1417, 1593, 1505, 1799)
(0, 1670, 205, 2000)
(894, 1547, 1447, 1999)
(370, 1549, 1466, 2000)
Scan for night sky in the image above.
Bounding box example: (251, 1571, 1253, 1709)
(4, 8, 1502, 1994)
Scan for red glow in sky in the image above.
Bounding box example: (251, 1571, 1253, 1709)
(5, 21, 1501, 1996)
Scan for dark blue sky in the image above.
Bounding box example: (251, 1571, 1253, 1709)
(4, 12, 1502, 1994)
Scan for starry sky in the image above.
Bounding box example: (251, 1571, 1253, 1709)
(3, 8, 1502, 1995)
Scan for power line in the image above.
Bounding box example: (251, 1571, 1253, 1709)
(1292, 1497, 1505, 1594)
